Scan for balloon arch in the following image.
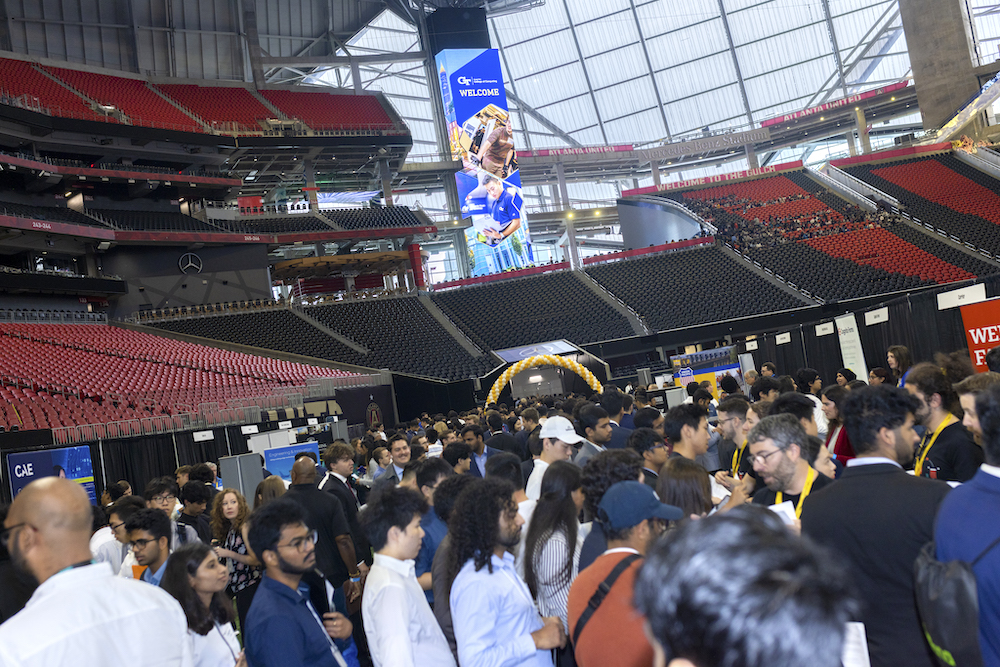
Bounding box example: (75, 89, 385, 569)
(486, 354, 603, 405)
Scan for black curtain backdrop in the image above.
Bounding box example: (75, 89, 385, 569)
(174, 427, 233, 468)
(100, 433, 177, 497)
(800, 323, 844, 386)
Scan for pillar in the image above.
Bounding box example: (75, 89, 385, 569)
(407, 243, 426, 289)
(555, 162, 570, 210)
(379, 159, 394, 206)
(84, 250, 99, 278)
(453, 229, 471, 280)
(303, 159, 319, 212)
(745, 145, 759, 169)
(845, 131, 857, 157)
(650, 162, 662, 187)
(855, 107, 872, 154)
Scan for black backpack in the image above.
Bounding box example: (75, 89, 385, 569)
(914, 535, 1000, 667)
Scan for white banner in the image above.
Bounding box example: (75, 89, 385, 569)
(815, 322, 835, 336)
(835, 314, 869, 379)
(864, 307, 889, 326)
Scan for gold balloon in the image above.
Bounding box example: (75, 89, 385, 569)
(486, 355, 603, 404)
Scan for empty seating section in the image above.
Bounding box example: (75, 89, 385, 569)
(156, 84, 273, 131)
(260, 90, 394, 130)
(0, 323, 351, 431)
(586, 247, 805, 331)
(803, 228, 975, 284)
(228, 215, 334, 234)
(0, 200, 110, 228)
(323, 207, 424, 230)
(432, 272, 635, 348)
(89, 209, 224, 233)
(43, 67, 202, 132)
(845, 154, 1000, 255)
(887, 223, 1000, 277)
(745, 242, 935, 301)
(306, 298, 497, 381)
(152, 310, 364, 365)
(0, 58, 111, 122)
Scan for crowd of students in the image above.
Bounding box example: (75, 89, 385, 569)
(3, 343, 1000, 667)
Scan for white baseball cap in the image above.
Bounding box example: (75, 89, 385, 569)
(538, 415, 584, 445)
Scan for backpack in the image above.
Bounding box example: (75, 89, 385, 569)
(914, 534, 1000, 667)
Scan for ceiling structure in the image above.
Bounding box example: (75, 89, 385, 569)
(0, 0, 990, 217)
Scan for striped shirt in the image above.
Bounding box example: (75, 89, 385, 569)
(530, 527, 581, 633)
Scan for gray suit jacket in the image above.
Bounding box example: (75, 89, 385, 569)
(573, 441, 606, 469)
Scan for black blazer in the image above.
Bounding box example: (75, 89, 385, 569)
(606, 423, 633, 450)
(284, 483, 353, 587)
(468, 446, 501, 478)
(320, 473, 372, 565)
(801, 463, 950, 667)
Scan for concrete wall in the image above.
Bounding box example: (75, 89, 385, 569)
(101, 245, 271, 317)
(899, 0, 981, 129)
(618, 199, 702, 251)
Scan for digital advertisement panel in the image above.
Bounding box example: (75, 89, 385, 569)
(7, 445, 96, 502)
(436, 48, 535, 277)
(262, 442, 320, 484)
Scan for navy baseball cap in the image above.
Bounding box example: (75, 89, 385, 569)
(598, 480, 684, 530)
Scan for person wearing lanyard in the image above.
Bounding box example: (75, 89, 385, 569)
(905, 362, 983, 482)
(748, 414, 833, 531)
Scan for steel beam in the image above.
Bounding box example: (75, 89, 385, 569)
(715, 0, 755, 127)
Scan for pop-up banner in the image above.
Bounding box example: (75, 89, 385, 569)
(961, 297, 1000, 371)
(436, 49, 534, 277)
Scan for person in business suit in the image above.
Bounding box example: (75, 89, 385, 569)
(461, 424, 500, 478)
(319, 441, 371, 568)
(801, 386, 950, 667)
(628, 427, 669, 490)
(600, 390, 633, 450)
(574, 404, 613, 469)
(484, 410, 524, 460)
(515, 408, 541, 463)
(372, 432, 411, 492)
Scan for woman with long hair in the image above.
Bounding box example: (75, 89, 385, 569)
(657, 457, 712, 519)
(252, 476, 285, 510)
(821, 384, 854, 464)
(161, 542, 245, 667)
(210, 488, 260, 632)
(523, 461, 583, 666)
(887, 345, 912, 386)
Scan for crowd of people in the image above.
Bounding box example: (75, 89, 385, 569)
(683, 190, 902, 251)
(3, 342, 1000, 667)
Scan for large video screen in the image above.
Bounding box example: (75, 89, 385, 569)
(7, 445, 97, 502)
(436, 49, 535, 277)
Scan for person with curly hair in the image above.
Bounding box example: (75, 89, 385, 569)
(446, 478, 565, 667)
(210, 488, 260, 631)
(577, 449, 644, 571)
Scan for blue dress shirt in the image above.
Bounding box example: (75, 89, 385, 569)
(140, 559, 168, 587)
(245, 575, 356, 667)
(415, 509, 448, 604)
(450, 551, 554, 667)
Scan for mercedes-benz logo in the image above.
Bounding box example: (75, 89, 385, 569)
(178, 253, 203, 274)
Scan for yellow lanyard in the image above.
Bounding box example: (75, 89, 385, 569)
(915, 414, 957, 477)
(775, 466, 817, 519)
(732, 440, 747, 477)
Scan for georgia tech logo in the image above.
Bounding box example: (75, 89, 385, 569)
(457, 76, 472, 85)
(178, 253, 203, 274)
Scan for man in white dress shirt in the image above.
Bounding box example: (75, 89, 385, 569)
(0, 477, 192, 666)
(360, 485, 456, 667)
(526, 416, 579, 501)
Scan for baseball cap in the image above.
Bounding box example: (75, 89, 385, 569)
(598, 481, 684, 530)
(538, 415, 584, 445)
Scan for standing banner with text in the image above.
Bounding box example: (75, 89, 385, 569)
(7, 445, 96, 502)
(436, 49, 534, 277)
(835, 314, 869, 380)
(961, 298, 1000, 371)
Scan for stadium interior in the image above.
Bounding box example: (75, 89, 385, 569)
(0, 0, 1000, 474)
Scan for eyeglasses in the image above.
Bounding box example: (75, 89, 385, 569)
(750, 449, 785, 466)
(129, 537, 161, 550)
(110, 521, 125, 532)
(716, 417, 739, 428)
(0, 522, 26, 550)
(150, 494, 176, 504)
(276, 530, 318, 552)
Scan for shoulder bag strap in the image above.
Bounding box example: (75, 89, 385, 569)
(572, 553, 642, 646)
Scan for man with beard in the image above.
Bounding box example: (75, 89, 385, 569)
(447, 478, 565, 667)
(905, 362, 982, 482)
(802, 386, 950, 667)
(245, 497, 357, 667)
(574, 404, 613, 469)
(748, 415, 833, 532)
(0, 477, 192, 665)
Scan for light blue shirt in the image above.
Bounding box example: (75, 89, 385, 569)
(140, 559, 168, 587)
(450, 552, 553, 667)
(473, 451, 488, 477)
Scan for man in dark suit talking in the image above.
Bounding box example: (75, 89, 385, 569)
(802, 386, 950, 667)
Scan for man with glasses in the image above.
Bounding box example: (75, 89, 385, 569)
(123, 508, 172, 586)
(142, 477, 198, 550)
(747, 415, 832, 532)
(627, 427, 669, 490)
(245, 497, 357, 667)
(414, 457, 454, 606)
(0, 477, 192, 665)
(106, 495, 146, 577)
